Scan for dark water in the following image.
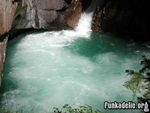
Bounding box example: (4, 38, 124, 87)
(0, 31, 150, 113)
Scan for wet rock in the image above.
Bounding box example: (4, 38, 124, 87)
(0, 37, 8, 87)
(92, 6, 103, 31)
(60, 0, 82, 28)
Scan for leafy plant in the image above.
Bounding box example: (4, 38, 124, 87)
(52, 104, 102, 113)
(124, 56, 150, 103)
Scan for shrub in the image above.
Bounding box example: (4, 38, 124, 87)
(124, 56, 150, 104)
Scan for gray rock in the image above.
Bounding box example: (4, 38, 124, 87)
(13, 0, 69, 29)
(36, 0, 67, 10)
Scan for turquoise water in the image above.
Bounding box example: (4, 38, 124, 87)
(0, 31, 150, 113)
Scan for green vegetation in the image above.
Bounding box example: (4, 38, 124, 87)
(52, 104, 102, 113)
(124, 56, 150, 103)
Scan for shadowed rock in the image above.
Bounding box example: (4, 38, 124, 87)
(92, 0, 150, 40)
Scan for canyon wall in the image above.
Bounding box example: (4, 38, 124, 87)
(92, 0, 150, 40)
(12, 0, 84, 30)
(0, 0, 18, 34)
(0, 0, 18, 87)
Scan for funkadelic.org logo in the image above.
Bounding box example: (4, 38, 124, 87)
(104, 101, 149, 112)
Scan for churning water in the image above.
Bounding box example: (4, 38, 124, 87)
(0, 12, 150, 113)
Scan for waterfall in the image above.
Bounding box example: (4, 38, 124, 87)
(63, 0, 103, 38)
(74, 12, 93, 37)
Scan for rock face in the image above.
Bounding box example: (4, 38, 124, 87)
(0, 37, 8, 87)
(92, 0, 150, 39)
(0, 0, 18, 87)
(60, 0, 82, 29)
(0, 0, 18, 34)
(13, 0, 83, 30)
(92, 6, 103, 31)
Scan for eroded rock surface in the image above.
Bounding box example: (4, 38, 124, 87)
(13, 0, 83, 30)
(0, 0, 18, 34)
(0, 0, 18, 87)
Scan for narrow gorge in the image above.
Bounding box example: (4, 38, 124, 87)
(0, 0, 150, 113)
